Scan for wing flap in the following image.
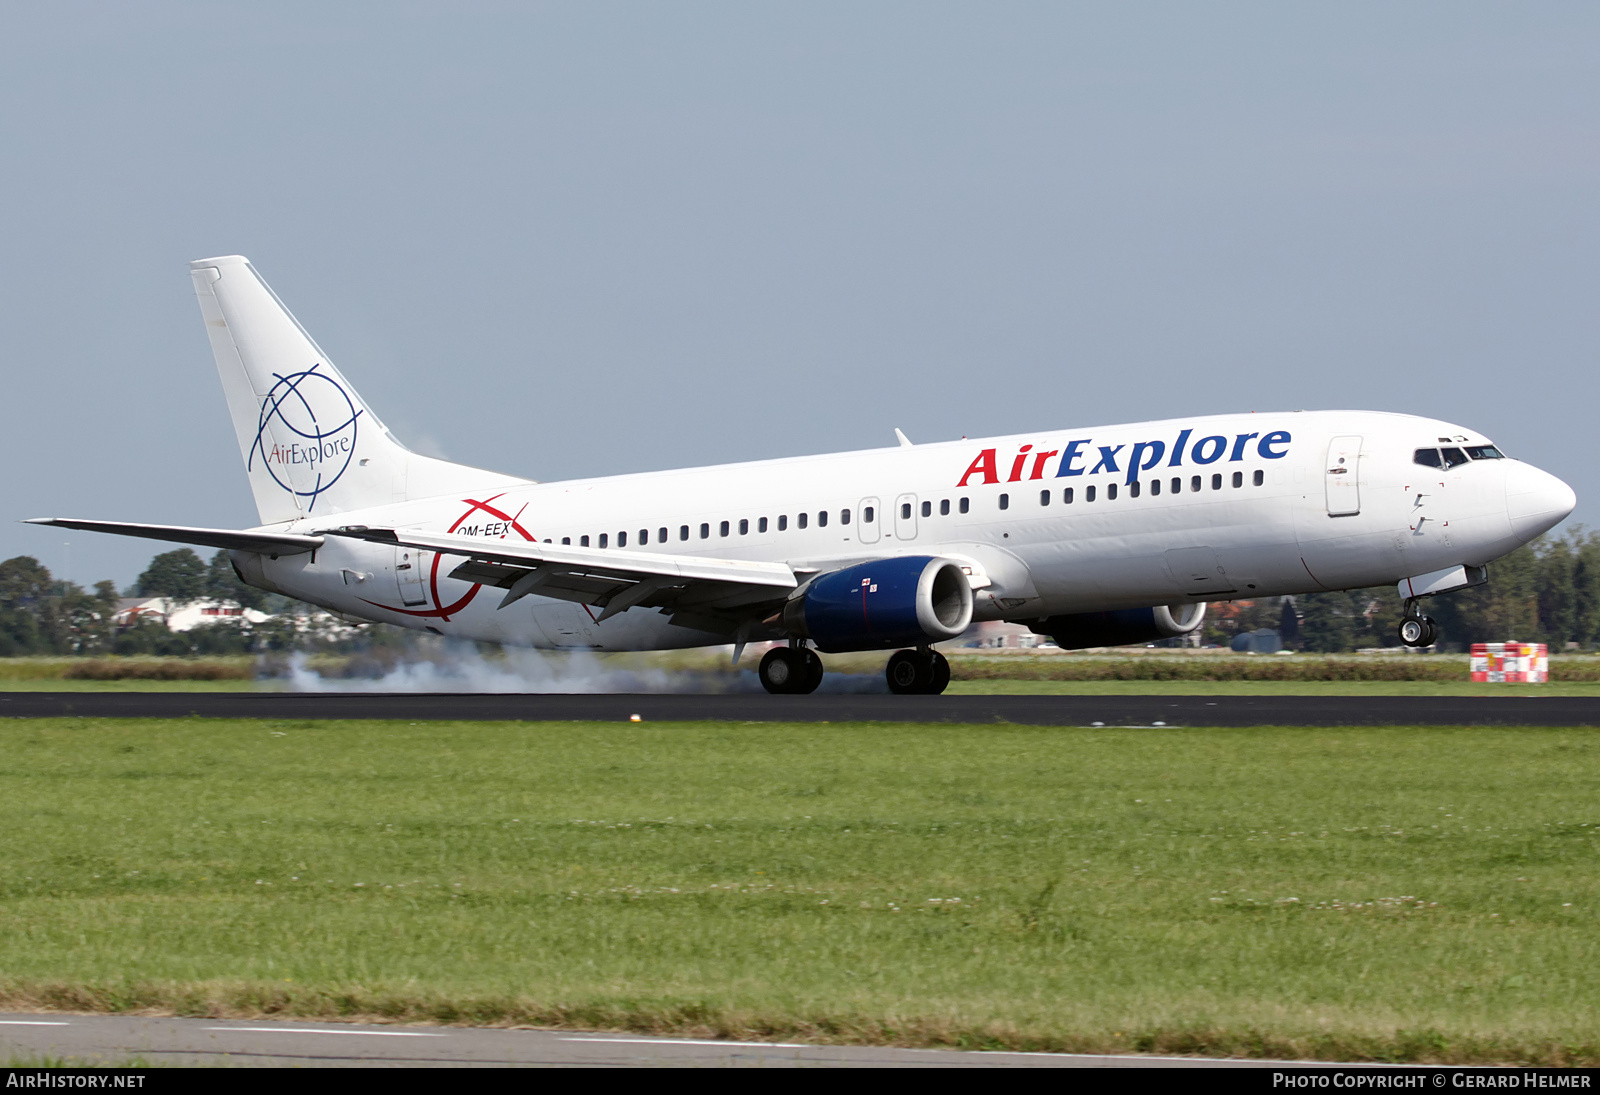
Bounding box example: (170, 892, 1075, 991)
(327, 527, 797, 627)
(329, 527, 796, 588)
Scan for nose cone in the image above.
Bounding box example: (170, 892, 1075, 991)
(1505, 462, 1577, 543)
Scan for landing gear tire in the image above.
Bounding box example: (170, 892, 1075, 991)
(886, 649, 950, 695)
(886, 650, 928, 695)
(760, 647, 826, 695)
(1398, 616, 1438, 648)
(760, 648, 801, 694)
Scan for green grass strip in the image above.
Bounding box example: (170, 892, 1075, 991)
(1, 718, 1597, 1064)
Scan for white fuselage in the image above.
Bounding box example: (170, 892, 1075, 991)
(244, 409, 1573, 651)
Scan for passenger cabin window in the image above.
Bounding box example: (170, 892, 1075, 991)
(939, 499, 949, 516)
(1414, 448, 1443, 468)
(1171, 477, 1181, 494)
(1129, 481, 1141, 498)
(599, 533, 608, 548)
(1232, 472, 1243, 488)
(679, 525, 689, 541)
(901, 503, 911, 520)
(739, 519, 748, 535)
(617, 531, 626, 547)
(720, 521, 730, 537)
(798, 513, 808, 529)
(580, 535, 590, 547)
(999, 493, 1009, 510)
(864, 506, 874, 523)
(779, 515, 788, 531)
(1063, 487, 1074, 504)
(1150, 479, 1161, 496)
(1191, 476, 1201, 492)
(1107, 483, 1118, 500)
(759, 517, 768, 533)
(959, 497, 969, 513)
(1086, 485, 1096, 502)
(1039, 489, 1051, 506)
(920, 501, 931, 518)
(818, 511, 828, 528)
(562, 537, 571, 545)
(1253, 470, 1264, 486)
(700, 523, 710, 539)
(841, 509, 850, 525)
(1211, 474, 1222, 490)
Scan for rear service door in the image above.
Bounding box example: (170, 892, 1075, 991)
(394, 548, 430, 606)
(1325, 436, 1363, 517)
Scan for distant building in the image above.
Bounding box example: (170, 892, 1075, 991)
(112, 598, 272, 633)
(1230, 628, 1283, 654)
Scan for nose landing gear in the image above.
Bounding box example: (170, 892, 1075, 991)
(886, 647, 951, 695)
(758, 644, 825, 694)
(1397, 600, 1438, 648)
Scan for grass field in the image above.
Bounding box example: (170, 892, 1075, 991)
(1, 717, 1597, 1063)
(946, 679, 1600, 696)
(5, 652, 1600, 697)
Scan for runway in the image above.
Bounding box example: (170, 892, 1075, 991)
(4, 691, 1599, 724)
(0, 1012, 1326, 1067)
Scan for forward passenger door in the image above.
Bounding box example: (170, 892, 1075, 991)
(1325, 436, 1363, 517)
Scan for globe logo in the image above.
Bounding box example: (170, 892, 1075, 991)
(249, 364, 363, 512)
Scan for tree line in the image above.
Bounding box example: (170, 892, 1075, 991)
(1206, 529, 1600, 652)
(3, 531, 1598, 656)
(0, 548, 288, 656)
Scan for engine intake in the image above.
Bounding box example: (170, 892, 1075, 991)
(783, 556, 974, 653)
(1032, 602, 1206, 650)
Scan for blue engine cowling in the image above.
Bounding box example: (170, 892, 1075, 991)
(783, 556, 975, 653)
(1030, 602, 1207, 650)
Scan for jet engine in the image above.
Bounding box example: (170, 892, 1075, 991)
(782, 556, 974, 653)
(1031, 602, 1207, 650)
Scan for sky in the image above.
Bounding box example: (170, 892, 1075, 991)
(2, 2, 1597, 589)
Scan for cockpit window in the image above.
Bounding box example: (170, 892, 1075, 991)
(1440, 447, 1469, 469)
(1414, 448, 1442, 468)
(1465, 445, 1504, 460)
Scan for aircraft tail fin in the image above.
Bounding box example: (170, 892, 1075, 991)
(189, 256, 527, 526)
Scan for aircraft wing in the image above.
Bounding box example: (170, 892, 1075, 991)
(326, 527, 799, 631)
(24, 518, 323, 556)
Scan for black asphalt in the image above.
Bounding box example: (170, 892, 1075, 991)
(0, 1012, 1292, 1067)
(3, 691, 1598, 725)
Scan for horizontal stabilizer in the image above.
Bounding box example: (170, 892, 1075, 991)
(25, 518, 323, 556)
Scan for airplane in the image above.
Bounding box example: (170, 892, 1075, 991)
(29, 255, 1578, 694)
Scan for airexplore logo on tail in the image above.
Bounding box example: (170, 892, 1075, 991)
(250, 364, 362, 511)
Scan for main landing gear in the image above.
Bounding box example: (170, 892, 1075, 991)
(758, 644, 825, 694)
(756, 643, 952, 695)
(886, 647, 951, 695)
(1397, 599, 1438, 648)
